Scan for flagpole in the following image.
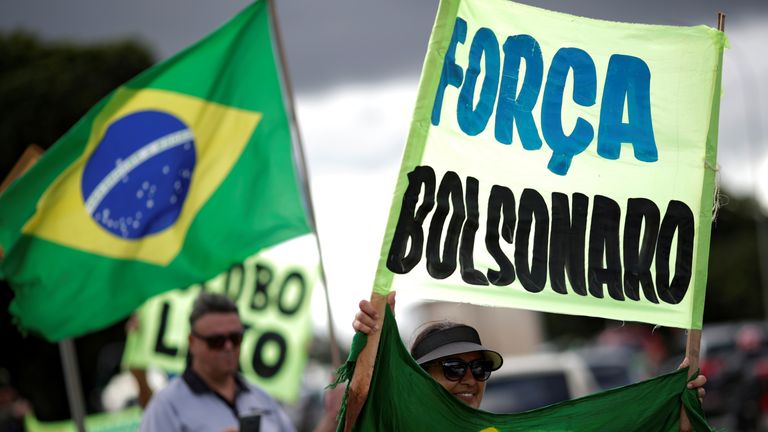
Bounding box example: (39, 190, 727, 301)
(0, 144, 43, 258)
(59, 340, 87, 432)
(1, 147, 92, 432)
(678, 329, 702, 432)
(4, 147, 88, 431)
(268, 0, 342, 368)
(3, 148, 88, 431)
(344, 292, 387, 432)
(0, 144, 43, 196)
(679, 14, 723, 432)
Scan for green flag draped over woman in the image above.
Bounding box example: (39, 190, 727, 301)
(337, 307, 713, 431)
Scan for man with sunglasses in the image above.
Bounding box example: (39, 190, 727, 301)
(140, 293, 295, 431)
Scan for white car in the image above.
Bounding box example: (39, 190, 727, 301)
(480, 351, 599, 414)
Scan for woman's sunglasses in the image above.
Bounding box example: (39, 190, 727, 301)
(435, 359, 493, 382)
(192, 330, 244, 350)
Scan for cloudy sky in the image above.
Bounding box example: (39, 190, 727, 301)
(2, 0, 767, 342)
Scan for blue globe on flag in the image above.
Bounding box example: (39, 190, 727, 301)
(81, 110, 196, 239)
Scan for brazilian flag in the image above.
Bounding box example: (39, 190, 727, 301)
(0, 0, 311, 340)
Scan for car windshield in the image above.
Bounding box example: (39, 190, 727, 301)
(480, 372, 570, 413)
(588, 364, 631, 390)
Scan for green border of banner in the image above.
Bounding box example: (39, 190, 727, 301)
(373, 0, 460, 294)
(691, 42, 725, 329)
(25, 407, 142, 432)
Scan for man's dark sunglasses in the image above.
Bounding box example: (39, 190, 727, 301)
(192, 330, 244, 350)
(437, 359, 493, 382)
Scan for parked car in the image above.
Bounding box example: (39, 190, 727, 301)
(576, 344, 650, 391)
(480, 352, 599, 414)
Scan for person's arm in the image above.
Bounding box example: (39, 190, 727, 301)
(129, 368, 154, 408)
(312, 384, 346, 432)
(126, 314, 155, 409)
(352, 292, 396, 335)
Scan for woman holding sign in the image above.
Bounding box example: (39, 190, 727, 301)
(352, 292, 707, 410)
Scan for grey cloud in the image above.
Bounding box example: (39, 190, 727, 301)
(2, 0, 765, 92)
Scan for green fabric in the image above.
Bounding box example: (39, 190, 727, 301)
(373, 0, 726, 330)
(330, 331, 369, 426)
(339, 308, 714, 431)
(0, 0, 310, 340)
(332, 332, 369, 388)
(25, 407, 141, 432)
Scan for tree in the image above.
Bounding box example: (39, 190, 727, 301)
(704, 192, 767, 322)
(0, 31, 154, 181)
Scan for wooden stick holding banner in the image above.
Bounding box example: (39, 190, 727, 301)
(679, 13, 723, 432)
(679, 329, 702, 432)
(344, 292, 387, 432)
